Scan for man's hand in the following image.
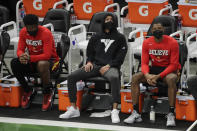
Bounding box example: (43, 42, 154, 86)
(145, 73, 159, 86)
(150, 74, 160, 86)
(145, 73, 154, 81)
(84, 62, 93, 72)
(100, 64, 110, 75)
(19, 53, 30, 64)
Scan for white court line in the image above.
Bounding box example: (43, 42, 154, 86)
(0, 117, 180, 131)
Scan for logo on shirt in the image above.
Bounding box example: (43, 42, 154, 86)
(26, 39, 42, 46)
(101, 39, 115, 52)
(149, 49, 168, 56)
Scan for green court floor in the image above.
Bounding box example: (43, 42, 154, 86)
(0, 122, 111, 131)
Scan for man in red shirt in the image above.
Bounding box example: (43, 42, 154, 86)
(11, 14, 59, 111)
(124, 23, 180, 127)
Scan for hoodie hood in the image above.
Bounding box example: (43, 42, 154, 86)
(102, 13, 118, 33)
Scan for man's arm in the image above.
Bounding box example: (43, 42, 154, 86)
(29, 31, 53, 62)
(108, 35, 128, 67)
(159, 40, 179, 78)
(17, 30, 26, 57)
(86, 35, 96, 63)
(141, 40, 150, 75)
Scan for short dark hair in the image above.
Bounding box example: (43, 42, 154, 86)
(23, 14, 38, 26)
(153, 22, 164, 27)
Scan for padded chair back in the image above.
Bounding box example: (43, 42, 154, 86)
(56, 34, 70, 61)
(147, 15, 177, 36)
(42, 9, 70, 34)
(0, 5, 9, 26)
(0, 30, 11, 75)
(0, 30, 10, 57)
(55, 34, 70, 74)
(88, 12, 118, 33)
(178, 41, 188, 72)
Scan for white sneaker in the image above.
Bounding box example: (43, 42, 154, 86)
(59, 106, 80, 119)
(166, 113, 176, 127)
(124, 110, 142, 124)
(111, 109, 120, 123)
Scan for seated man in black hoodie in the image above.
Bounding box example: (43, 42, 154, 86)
(59, 14, 128, 123)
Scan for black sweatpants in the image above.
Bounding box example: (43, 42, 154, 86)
(68, 64, 121, 103)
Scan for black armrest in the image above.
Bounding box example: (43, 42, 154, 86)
(128, 38, 135, 42)
(120, 9, 128, 18)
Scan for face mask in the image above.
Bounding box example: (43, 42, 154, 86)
(27, 29, 38, 36)
(153, 30, 163, 39)
(103, 21, 115, 31)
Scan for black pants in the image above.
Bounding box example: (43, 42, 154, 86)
(68, 64, 121, 103)
(11, 58, 51, 93)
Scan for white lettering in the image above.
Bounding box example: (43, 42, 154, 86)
(26, 39, 42, 46)
(139, 5, 148, 16)
(149, 50, 168, 56)
(83, 2, 92, 13)
(33, 0, 42, 10)
(189, 9, 197, 20)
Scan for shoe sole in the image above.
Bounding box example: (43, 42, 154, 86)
(124, 119, 143, 124)
(59, 114, 80, 119)
(112, 120, 120, 123)
(166, 123, 176, 127)
(21, 102, 31, 109)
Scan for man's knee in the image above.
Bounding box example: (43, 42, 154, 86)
(37, 61, 49, 72)
(104, 68, 120, 81)
(132, 72, 144, 84)
(107, 74, 119, 82)
(165, 73, 177, 84)
(67, 70, 81, 82)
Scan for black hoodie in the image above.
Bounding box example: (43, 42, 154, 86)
(86, 14, 128, 69)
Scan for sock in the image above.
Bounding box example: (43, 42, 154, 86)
(133, 104, 140, 113)
(43, 83, 53, 94)
(169, 106, 175, 114)
(23, 86, 32, 93)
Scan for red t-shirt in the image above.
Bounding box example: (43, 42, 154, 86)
(17, 25, 59, 63)
(141, 35, 181, 78)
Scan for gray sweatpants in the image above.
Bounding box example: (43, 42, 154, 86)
(187, 76, 197, 101)
(67, 64, 121, 103)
